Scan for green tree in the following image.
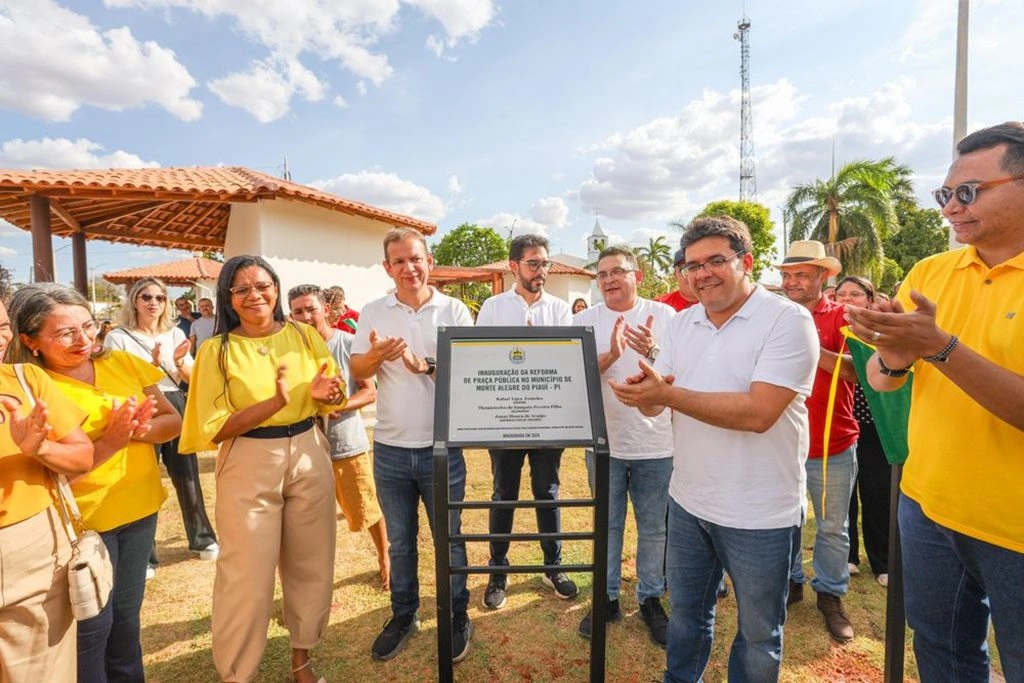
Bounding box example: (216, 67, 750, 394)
(431, 223, 508, 313)
(874, 256, 904, 296)
(431, 223, 507, 267)
(634, 235, 673, 276)
(687, 199, 777, 281)
(0, 263, 12, 297)
(784, 157, 912, 275)
(884, 205, 949, 276)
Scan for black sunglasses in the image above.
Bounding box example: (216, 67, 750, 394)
(138, 293, 167, 303)
(932, 176, 1024, 208)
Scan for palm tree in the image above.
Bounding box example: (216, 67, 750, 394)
(635, 235, 673, 275)
(784, 157, 912, 275)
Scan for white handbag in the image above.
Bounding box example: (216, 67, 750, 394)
(14, 364, 113, 621)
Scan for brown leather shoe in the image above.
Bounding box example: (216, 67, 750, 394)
(816, 592, 854, 643)
(786, 580, 803, 607)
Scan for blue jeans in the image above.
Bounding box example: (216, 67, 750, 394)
(373, 442, 469, 618)
(488, 448, 563, 569)
(77, 513, 157, 683)
(790, 444, 857, 596)
(665, 500, 794, 683)
(586, 452, 671, 602)
(900, 494, 1024, 683)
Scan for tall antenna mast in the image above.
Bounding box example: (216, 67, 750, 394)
(734, 14, 757, 202)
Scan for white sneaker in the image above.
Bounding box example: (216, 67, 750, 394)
(197, 543, 220, 561)
(876, 573, 889, 587)
(145, 566, 156, 581)
(848, 562, 860, 576)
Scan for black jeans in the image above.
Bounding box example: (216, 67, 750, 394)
(157, 390, 217, 554)
(487, 448, 563, 573)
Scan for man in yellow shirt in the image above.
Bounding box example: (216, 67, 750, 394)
(847, 121, 1024, 683)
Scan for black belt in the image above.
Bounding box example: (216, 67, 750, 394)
(242, 417, 315, 439)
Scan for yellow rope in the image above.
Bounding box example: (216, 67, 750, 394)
(819, 337, 848, 518)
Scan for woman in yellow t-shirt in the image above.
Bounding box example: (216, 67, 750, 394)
(0, 297, 93, 683)
(6, 284, 182, 683)
(180, 255, 345, 683)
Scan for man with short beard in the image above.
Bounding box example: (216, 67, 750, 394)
(477, 234, 579, 609)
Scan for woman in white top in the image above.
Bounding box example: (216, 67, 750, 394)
(104, 277, 219, 565)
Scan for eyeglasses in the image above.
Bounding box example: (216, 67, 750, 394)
(229, 282, 276, 297)
(48, 320, 99, 346)
(518, 259, 553, 272)
(680, 251, 745, 277)
(137, 293, 167, 303)
(932, 176, 1024, 208)
(595, 266, 637, 281)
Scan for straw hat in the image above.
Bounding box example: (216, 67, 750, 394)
(776, 240, 842, 277)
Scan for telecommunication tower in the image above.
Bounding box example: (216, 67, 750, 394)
(734, 15, 757, 202)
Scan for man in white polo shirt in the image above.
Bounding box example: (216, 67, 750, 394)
(477, 234, 579, 609)
(611, 216, 819, 683)
(351, 228, 475, 664)
(573, 245, 675, 647)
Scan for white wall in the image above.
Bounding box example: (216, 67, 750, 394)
(224, 198, 403, 309)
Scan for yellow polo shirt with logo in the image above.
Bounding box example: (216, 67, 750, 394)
(896, 246, 1024, 552)
(0, 363, 88, 528)
(45, 351, 167, 533)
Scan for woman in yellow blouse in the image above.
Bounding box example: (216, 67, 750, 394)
(180, 255, 345, 683)
(0, 297, 93, 682)
(6, 283, 181, 683)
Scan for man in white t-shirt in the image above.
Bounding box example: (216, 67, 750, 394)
(188, 297, 216, 353)
(351, 228, 475, 665)
(611, 216, 819, 683)
(476, 234, 579, 610)
(573, 245, 675, 647)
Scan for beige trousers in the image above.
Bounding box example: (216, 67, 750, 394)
(211, 427, 337, 682)
(0, 505, 76, 683)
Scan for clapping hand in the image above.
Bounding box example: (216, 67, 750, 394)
(0, 394, 51, 459)
(609, 359, 675, 410)
(623, 314, 656, 358)
(368, 329, 407, 363)
(100, 397, 140, 451)
(172, 339, 191, 367)
(310, 362, 345, 404)
(130, 395, 157, 439)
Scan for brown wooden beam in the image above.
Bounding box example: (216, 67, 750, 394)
(51, 198, 82, 232)
(30, 194, 54, 282)
(72, 232, 88, 295)
(83, 223, 223, 250)
(179, 203, 226, 235)
(80, 201, 168, 228)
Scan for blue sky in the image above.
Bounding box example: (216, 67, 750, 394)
(1, 0, 1022, 284)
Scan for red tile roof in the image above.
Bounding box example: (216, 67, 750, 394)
(102, 257, 223, 285)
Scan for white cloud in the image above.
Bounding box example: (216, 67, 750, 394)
(447, 175, 463, 194)
(574, 78, 953, 225)
(209, 55, 326, 123)
(529, 196, 569, 229)
(475, 212, 549, 238)
(356, 81, 368, 96)
(333, 95, 349, 109)
(311, 171, 446, 222)
(107, 0, 497, 119)
(0, 137, 160, 169)
(0, 245, 16, 256)
(0, 0, 201, 122)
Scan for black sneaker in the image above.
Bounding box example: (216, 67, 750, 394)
(371, 613, 420, 661)
(638, 597, 669, 648)
(578, 598, 623, 639)
(542, 572, 579, 599)
(787, 580, 804, 607)
(452, 611, 473, 663)
(483, 574, 507, 610)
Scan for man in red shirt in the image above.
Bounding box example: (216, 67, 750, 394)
(779, 241, 860, 644)
(655, 249, 699, 312)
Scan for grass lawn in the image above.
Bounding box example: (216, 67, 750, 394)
(141, 447, 1002, 682)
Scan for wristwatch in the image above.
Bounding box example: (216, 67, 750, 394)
(424, 356, 437, 376)
(877, 355, 912, 378)
(646, 344, 660, 363)
(922, 335, 959, 363)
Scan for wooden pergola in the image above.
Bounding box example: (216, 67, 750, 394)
(0, 166, 435, 294)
